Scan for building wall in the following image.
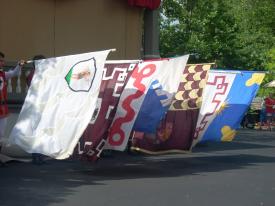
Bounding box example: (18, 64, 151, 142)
(0, 0, 143, 61)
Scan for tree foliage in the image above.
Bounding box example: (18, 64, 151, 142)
(160, 0, 275, 72)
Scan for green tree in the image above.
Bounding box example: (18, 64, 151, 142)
(258, 48, 275, 96)
(160, 0, 275, 71)
(230, 0, 275, 70)
(160, 0, 238, 65)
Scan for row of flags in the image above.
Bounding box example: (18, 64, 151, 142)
(9, 50, 265, 160)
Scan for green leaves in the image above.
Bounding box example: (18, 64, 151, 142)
(160, 0, 275, 71)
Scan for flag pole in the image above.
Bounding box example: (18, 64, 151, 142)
(26, 60, 33, 64)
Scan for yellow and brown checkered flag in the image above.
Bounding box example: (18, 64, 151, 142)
(169, 64, 211, 111)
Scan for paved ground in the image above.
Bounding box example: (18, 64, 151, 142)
(1, 129, 275, 206)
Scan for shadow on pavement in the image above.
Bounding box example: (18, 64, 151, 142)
(87, 153, 275, 178)
(0, 129, 275, 206)
(1, 152, 275, 206)
(192, 129, 275, 152)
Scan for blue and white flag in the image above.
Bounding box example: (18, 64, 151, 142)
(192, 70, 265, 147)
(133, 55, 189, 133)
(9, 50, 111, 159)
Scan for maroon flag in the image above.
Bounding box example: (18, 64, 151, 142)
(74, 61, 137, 160)
(131, 64, 212, 154)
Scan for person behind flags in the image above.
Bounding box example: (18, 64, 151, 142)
(26, 55, 45, 87)
(0, 51, 24, 164)
(26, 54, 47, 165)
(265, 93, 275, 130)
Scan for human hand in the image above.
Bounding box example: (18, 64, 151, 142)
(18, 60, 26, 67)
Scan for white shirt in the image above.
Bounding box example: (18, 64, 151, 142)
(4, 64, 21, 79)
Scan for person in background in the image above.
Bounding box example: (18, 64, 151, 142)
(265, 93, 275, 131)
(0, 51, 25, 165)
(26, 54, 45, 87)
(26, 54, 46, 165)
(240, 113, 248, 128)
(259, 101, 266, 125)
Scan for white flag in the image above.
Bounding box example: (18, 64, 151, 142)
(192, 71, 236, 147)
(9, 50, 111, 159)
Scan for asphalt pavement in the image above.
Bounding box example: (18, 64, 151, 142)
(1, 128, 275, 206)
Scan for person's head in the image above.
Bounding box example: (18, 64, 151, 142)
(267, 92, 275, 99)
(0, 51, 5, 69)
(32, 55, 45, 69)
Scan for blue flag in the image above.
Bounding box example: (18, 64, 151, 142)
(192, 70, 265, 147)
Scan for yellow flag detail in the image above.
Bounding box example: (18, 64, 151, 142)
(221, 126, 236, 142)
(245, 73, 265, 87)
